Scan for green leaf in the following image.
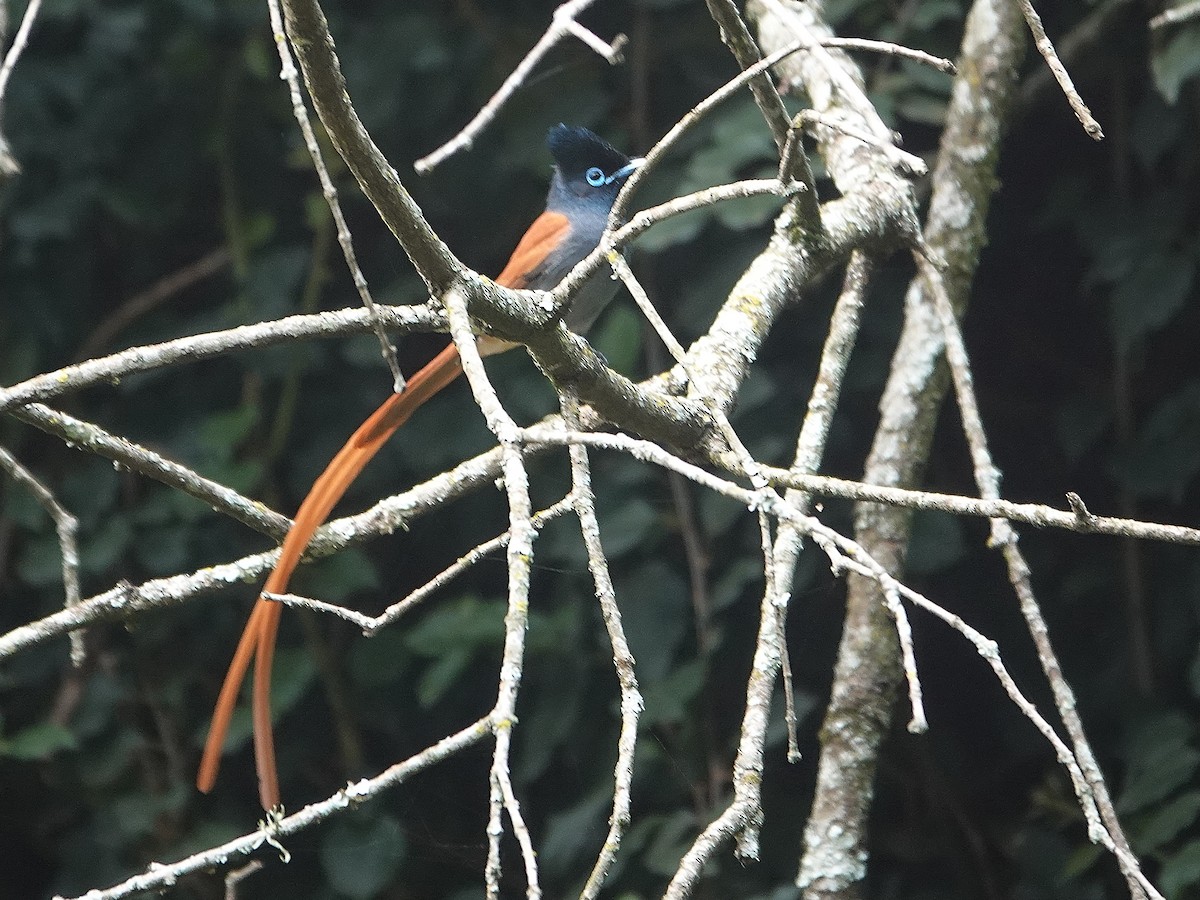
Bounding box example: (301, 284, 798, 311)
(1160, 839, 1200, 898)
(403, 595, 504, 657)
(1109, 248, 1194, 352)
(538, 789, 611, 878)
(642, 659, 706, 727)
(596, 496, 660, 558)
(1056, 394, 1112, 463)
(616, 562, 689, 683)
(1151, 26, 1200, 104)
(133, 523, 191, 575)
(590, 304, 644, 376)
(1134, 790, 1200, 854)
(516, 638, 587, 782)
(908, 0, 963, 29)
(81, 516, 134, 577)
(1118, 715, 1200, 813)
(16, 534, 69, 587)
(643, 809, 700, 877)
(349, 631, 410, 689)
(415, 646, 472, 708)
(320, 815, 406, 899)
(1112, 381, 1200, 501)
(711, 558, 761, 613)
(197, 404, 260, 464)
(1, 722, 77, 760)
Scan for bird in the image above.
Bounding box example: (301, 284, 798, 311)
(197, 124, 642, 811)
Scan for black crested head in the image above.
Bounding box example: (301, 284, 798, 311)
(546, 124, 631, 181)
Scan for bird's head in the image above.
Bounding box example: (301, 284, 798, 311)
(545, 124, 642, 211)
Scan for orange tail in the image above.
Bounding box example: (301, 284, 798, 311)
(197, 343, 464, 809)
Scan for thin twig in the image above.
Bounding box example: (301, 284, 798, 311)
(608, 250, 785, 857)
(882, 583, 927, 733)
(0, 304, 441, 417)
(0, 0, 40, 110)
(798, 109, 928, 176)
(0, 443, 82, 664)
(760, 467, 1200, 545)
(267, 0, 404, 391)
(1151, 0, 1200, 28)
(561, 395, 642, 900)
(774, 252, 874, 759)
(12, 402, 293, 540)
(443, 288, 541, 899)
(524, 420, 1155, 898)
(223, 860, 263, 900)
(55, 718, 494, 900)
(916, 250, 1156, 898)
(0, 0, 40, 177)
(703, 0, 793, 150)
(414, 0, 624, 173)
(761, 0, 895, 143)
(607, 38, 820, 228)
(262, 495, 576, 629)
(1016, 0, 1104, 139)
(821, 36, 955, 73)
(814, 527, 1162, 900)
(0, 441, 510, 662)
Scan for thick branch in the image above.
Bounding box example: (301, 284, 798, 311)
(776, 0, 1026, 895)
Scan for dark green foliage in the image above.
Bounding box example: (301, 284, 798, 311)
(3, 1, 1200, 898)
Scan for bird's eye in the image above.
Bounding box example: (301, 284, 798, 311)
(585, 166, 606, 187)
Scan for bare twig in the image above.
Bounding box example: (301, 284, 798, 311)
(0, 443, 82, 664)
(775, 251, 875, 758)
(443, 288, 541, 899)
(668, 252, 875, 888)
(414, 0, 624, 173)
(1016, 0, 1104, 139)
(761, 0, 895, 144)
(0, 304, 441, 417)
(267, 0, 404, 391)
(1151, 0, 1200, 28)
(0, 442, 509, 662)
(815, 527, 1162, 900)
(917, 250, 1157, 898)
(798, 109, 928, 176)
(261, 495, 576, 629)
(13, 402, 293, 541)
(280, 0, 463, 295)
(882, 582, 926, 733)
(607, 38, 820, 229)
(223, 860, 263, 900)
(704, 0, 792, 150)
(0, 0, 41, 176)
(530, 422, 1160, 899)
(56, 718, 493, 900)
(760, 468, 1200, 545)
(820, 36, 955, 73)
(561, 395, 643, 900)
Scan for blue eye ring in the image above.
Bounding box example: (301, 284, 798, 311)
(585, 166, 606, 187)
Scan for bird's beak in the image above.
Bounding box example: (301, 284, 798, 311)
(607, 157, 645, 184)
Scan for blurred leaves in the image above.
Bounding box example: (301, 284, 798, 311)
(0, 721, 78, 760)
(320, 814, 407, 900)
(1151, 25, 1200, 104)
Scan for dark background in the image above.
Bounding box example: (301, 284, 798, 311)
(2, 0, 1199, 897)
